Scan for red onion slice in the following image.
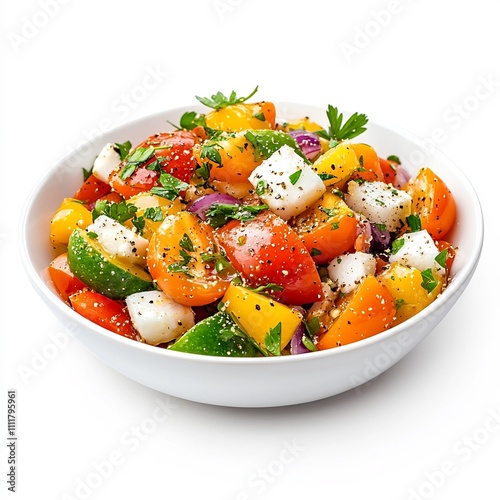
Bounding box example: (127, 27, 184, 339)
(287, 130, 322, 161)
(188, 193, 241, 221)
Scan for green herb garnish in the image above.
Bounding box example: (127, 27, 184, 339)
(92, 200, 138, 224)
(317, 105, 368, 142)
(406, 214, 422, 232)
(421, 269, 439, 293)
(205, 203, 268, 229)
(196, 85, 259, 110)
(150, 172, 189, 201)
(264, 322, 282, 356)
(289, 170, 302, 185)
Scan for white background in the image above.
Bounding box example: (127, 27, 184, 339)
(1, 1, 498, 499)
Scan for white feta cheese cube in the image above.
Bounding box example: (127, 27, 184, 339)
(345, 180, 412, 232)
(248, 145, 326, 220)
(92, 143, 122, 183)
(327, 252, 377, 294)
(87, 215, 148, 266)
(389, 229, 445, 276)
(126, 291, 195, 345)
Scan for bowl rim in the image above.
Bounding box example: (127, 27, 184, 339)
(20, 102, 485, 366)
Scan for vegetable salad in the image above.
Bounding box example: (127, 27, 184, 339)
(48, 87, 457, 356)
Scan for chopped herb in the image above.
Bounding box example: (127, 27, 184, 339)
(114, 141, 132, 160)
(205, 203, 268, 229)
(143, 206, 164, 222)
(289, 170, 302, 185)
(196, 162, 211, 180)
(320, 206, 339, 218)
(375, 223, 387, 232)
(435, 248, 449, 268)
(87, 231, 98, 239)
(301, 335, 318, 352)
(196, 85, 259, 110)
(264, 322, 282, 356)
(200, 143, 222, 165)
(391, 238, 405, 254)
(178, 111, 207, 130)
(167, 262, 194, 278)
(82, 166, 93, 182)
(310, 248, 323, 257)
(316, 105, 368, 142)
(245, 283, 284, 295)
(406, 214, 422, 232)
(179, 233, 194, 252)
(252, 111, 266, 121)
(421, 268, 439, 293)
(375, 198, 386, 206)
(201, 252, 231, 273)
(256, 180, 267, 196)
(92, 200, 138, 224)
(131, 216, 145, 235)
(119, 146, 156, 180)
(150, 172, 189, 201)
(305, 316, 320, 337)
(395, 298, 406, 310)
(318, 173, 335, 181)
(387, 155, 401, 164)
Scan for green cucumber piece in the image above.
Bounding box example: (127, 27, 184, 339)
(169, 312, 259, 357)
(67, 228, 154, 300)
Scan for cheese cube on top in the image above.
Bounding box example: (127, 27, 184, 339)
(248, 145, 326, 220)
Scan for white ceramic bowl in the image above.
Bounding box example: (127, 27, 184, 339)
(21, 103, 483, 407)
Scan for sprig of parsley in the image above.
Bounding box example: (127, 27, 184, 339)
(317, 105, 369, 142)
(195, 85, 259, 110)
(92, 200, 137, 224)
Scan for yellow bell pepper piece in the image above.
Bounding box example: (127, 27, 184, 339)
(312, 142, 360, 189)
(50, 198, 92, 247)
(222, 283, 303, 354)
(378, 262, 444, 326)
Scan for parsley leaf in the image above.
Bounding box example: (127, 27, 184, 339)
(150, 172, 189, 201)
(421, 268, 439, 293)
(205, 203, 268, 229)
(92, 200, 138, 224)
(179, 111, 207, 130)
(289, 170, 302, 185)
(245, 283, 284, 295)
(195, 85, 259, 110)
(82, 166, 93, 182)
(264, 322, 282, 356)
(435, 248, 449, 268)
(317, 105, 368, 142)
(406, 214, 422, 232)
(114, 141, 132, 160)
(391, 238, 405, 254)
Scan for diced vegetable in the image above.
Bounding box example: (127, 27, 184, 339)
(312, 142, 360, 189)
(68, 228, 154, 299)
(169, 312, 259, 357)
(222, 283, 303, 355)
(147, 211, 230, 306)
(69, 289, 137, 340)
(290, 190, 357, 265)
(50, 198, 93, 247)
(403, 167, 456, 240)
(378, 262, 444, 325)
(349, 143, 384, 182)
(317, 275, 395, 349)
(287, 130, 321, 160)
(48, 252, 86, 301)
